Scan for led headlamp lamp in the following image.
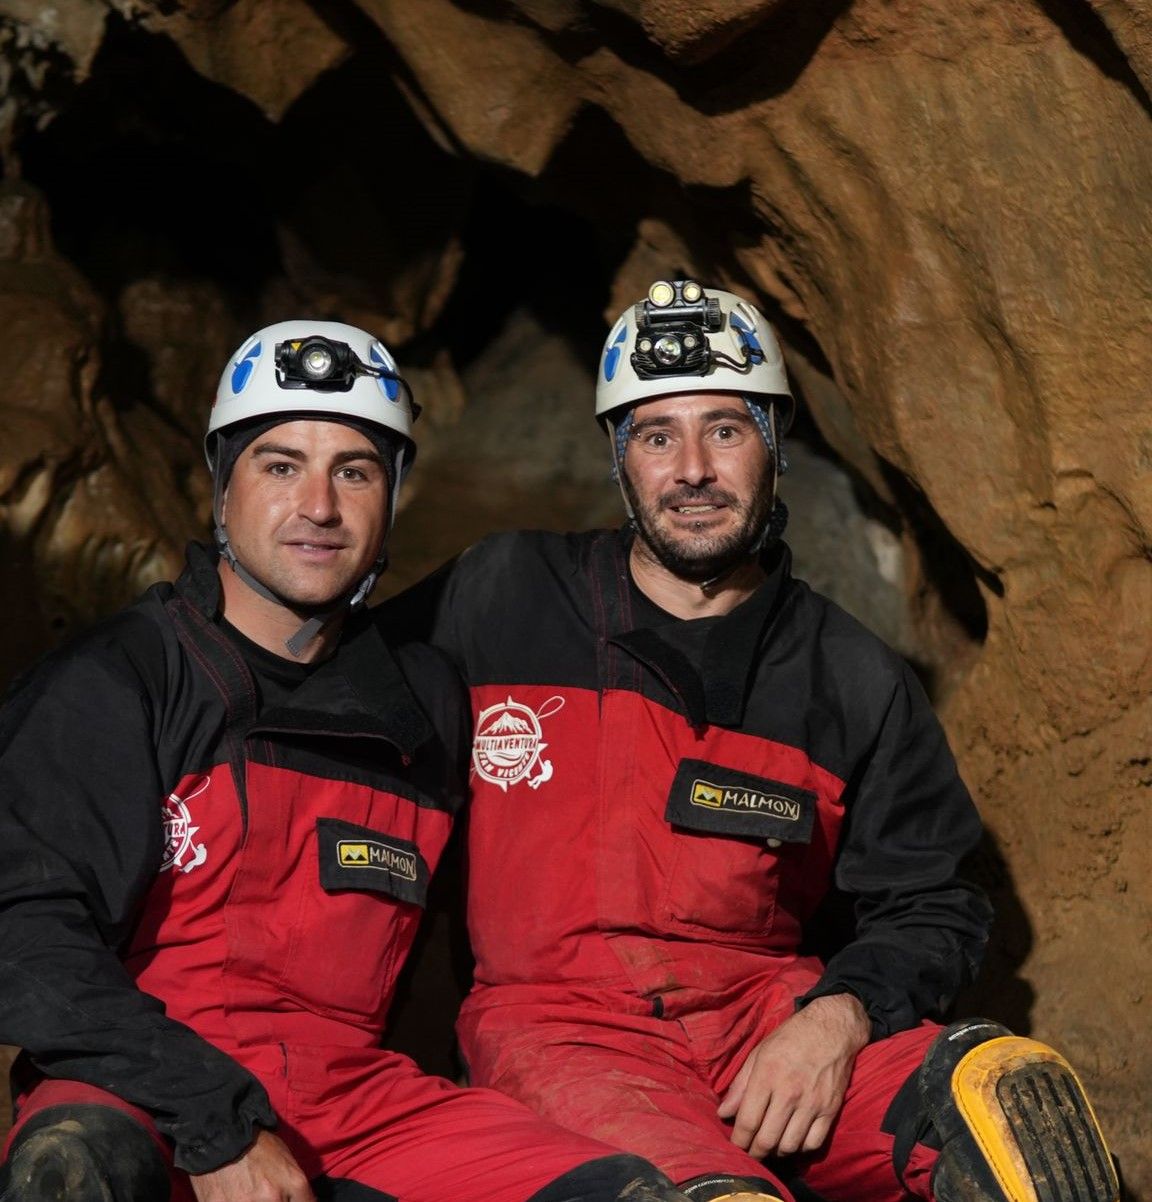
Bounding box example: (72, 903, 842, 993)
(275, 336, 388, 393)
(630, 279, 762, 379)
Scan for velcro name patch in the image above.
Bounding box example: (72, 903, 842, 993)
(665, 759, 816, 843)
(317, 817, 429, 906)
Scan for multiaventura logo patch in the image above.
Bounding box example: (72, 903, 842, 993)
(472, 694, 565, 791)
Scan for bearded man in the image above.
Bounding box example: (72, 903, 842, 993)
(384, 282, 1117, 1202)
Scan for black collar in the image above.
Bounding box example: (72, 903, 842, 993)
(171, 543, 431, 757)
(175, 540, 226, 619)
(261, 613, 433, 757)
(590, 526, 794, 729)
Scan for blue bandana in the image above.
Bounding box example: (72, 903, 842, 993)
(742, 396, 788, 473)
(612, 399, 787, 474)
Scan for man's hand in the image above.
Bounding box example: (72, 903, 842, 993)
(189, 1129, 315, 1202)
(716, 993, 871, 1160)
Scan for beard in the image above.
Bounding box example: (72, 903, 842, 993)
(622, 464, 777, 583)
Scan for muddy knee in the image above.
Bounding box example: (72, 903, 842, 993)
(917, 1020, 1118, 1202)
(0, 1104, 170, 1202)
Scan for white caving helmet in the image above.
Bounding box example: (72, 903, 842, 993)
(595, 280, 794, 530)
(206, 318, 420, 655)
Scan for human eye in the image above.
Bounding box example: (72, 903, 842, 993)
(634, 428, 672, 451)
(337, 460, 383, 484)
(712, 422, 746, 443)
(266, 460, 296, 477)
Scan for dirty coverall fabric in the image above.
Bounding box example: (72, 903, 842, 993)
(382, 528, 993, 1202)
(0, 543, 638, 1202)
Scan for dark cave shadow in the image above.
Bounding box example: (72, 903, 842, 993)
(416, 107, 646, 378)
(1034, 0, 1152, 122)
(879, 457, 997, 620)
(19, 14, 280, 308)
(384, 827, 473, 1080)
(423, 162, 620, 375)
(306, 0, 477, 166)
(275, 29, 480, 338)
(951, 827, 1037, 1035)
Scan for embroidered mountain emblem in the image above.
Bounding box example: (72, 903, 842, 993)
(472, 695, 565, 792)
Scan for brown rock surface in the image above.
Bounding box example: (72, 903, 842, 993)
(381, 5, 1152, 1182)
(141, 0, 347, 121)
(0, 0, 1148, 1193)
(0, 183, 191, 676)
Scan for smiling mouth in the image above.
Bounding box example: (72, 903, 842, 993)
(672, 504, 723, 514)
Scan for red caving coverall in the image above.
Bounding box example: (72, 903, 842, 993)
(0, 543, 636, 1202)
(385, 528, 993, 1202)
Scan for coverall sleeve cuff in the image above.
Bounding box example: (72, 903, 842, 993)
(794, 982, 889, 1043)
(171, 1095, 278, 1175)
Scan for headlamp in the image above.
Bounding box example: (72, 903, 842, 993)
(301, 342, 335, 380)
(652, 335, 681, 365)
(275, 336, 378, 392)
(648, 280, 676, 307)
(630, 279, 723, 380)
(272, 334, 422, 421)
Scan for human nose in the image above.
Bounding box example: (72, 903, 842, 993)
(297, 471, 340, 525)
(673, 434, 716, 487)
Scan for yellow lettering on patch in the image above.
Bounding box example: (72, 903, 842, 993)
(688, 780, 801, 822)
(337, 838, 418, 881)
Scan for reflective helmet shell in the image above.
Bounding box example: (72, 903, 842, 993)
(206, 319, 417, 475)
(595, 285, 795, 433)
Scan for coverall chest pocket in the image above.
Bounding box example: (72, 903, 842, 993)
(277, 813, 435, 1025)
(659, 759, 816, 938)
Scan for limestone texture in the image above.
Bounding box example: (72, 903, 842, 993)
(0, 0, 1147, 1192)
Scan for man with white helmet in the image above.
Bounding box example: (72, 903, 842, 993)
(0, 320, 697, 1202)
(385, 283, 1117, 1202)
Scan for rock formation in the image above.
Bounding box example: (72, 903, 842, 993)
(0, 0, 1147, 1191)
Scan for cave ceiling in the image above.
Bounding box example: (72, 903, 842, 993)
(0, 0, 1148, 1188)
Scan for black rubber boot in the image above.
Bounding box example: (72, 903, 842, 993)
(0, 1105, 170, 1202)
(527, 1154, 691, 1202)
(679, 1173, 790, 1202)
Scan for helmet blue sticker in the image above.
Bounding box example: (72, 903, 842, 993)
(230, 338, 261, 395)
(370, 342, 399, 401)
(730, 310, 763, 356)
(603, 323, 628, 382)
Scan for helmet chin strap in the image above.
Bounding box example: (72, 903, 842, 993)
(696, 400, 788, 593)
(212, 473, 384, 660)
(696, 498, 790, 594)
(610, 396, 789, 594)
(608, 410, 636, 518)
(744, 396, 786, 556)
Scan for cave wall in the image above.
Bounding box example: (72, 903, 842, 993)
(0, 0, 1148, 1192)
